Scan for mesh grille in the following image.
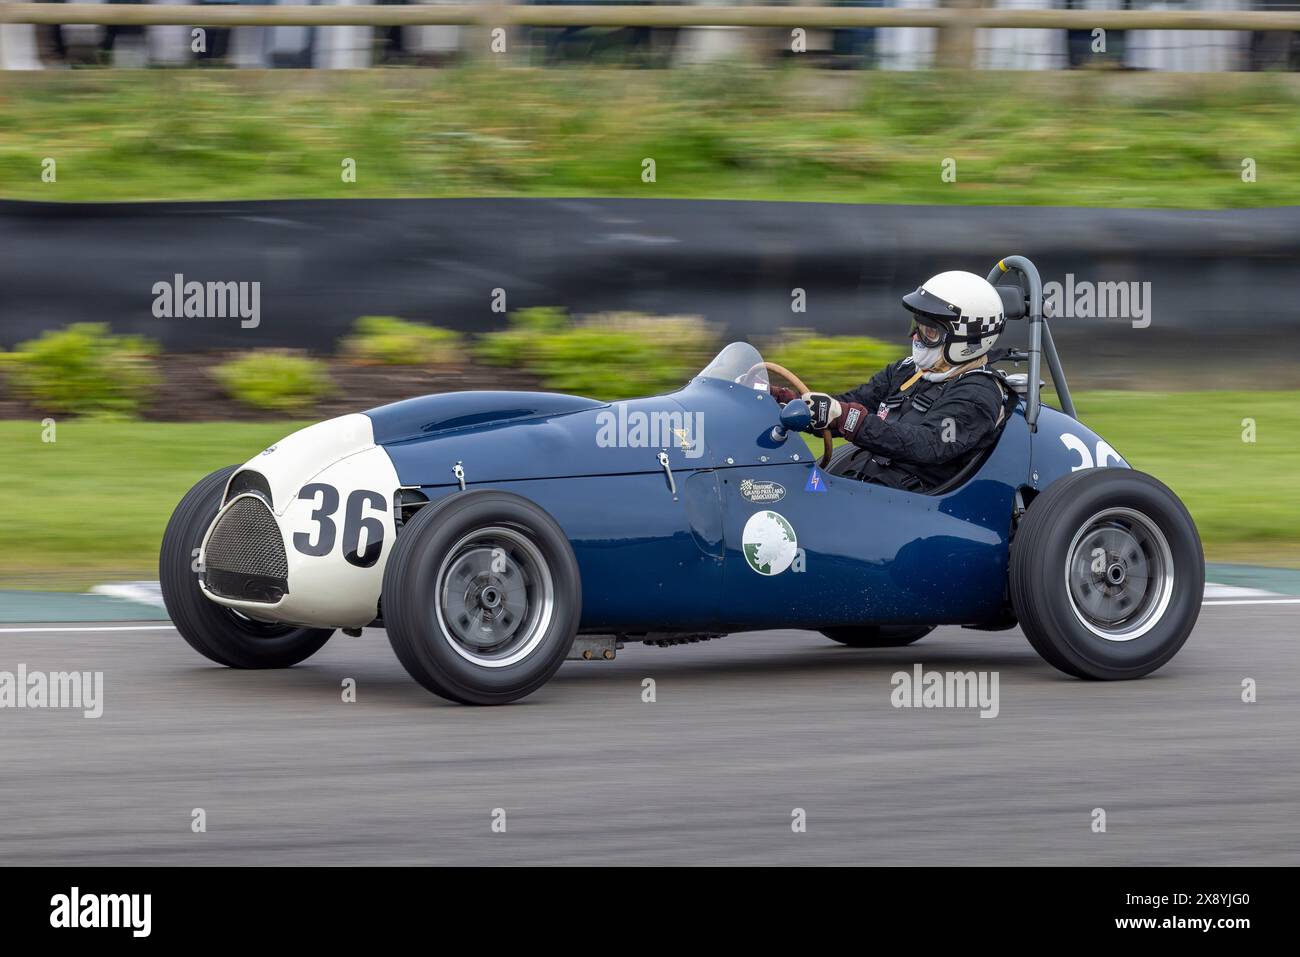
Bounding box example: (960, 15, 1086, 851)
(205, 497, 287, 580)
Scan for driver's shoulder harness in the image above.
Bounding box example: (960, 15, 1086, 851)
(835, 358, 1011, 493)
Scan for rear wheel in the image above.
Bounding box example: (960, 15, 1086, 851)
(1010, 469, 1202, 680)
(821, 624, 934, 648)
(159, 466, 334, 668)
(382, 490, 581, 705)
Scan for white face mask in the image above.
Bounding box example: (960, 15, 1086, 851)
(912, 339, 944, 370)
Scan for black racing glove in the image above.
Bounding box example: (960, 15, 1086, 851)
(804, 392, 842, 432)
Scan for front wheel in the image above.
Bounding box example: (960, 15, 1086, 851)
(382, 490, 582, 705)
(1010, 468, 1203, 680)
(159, 465, 334, 669)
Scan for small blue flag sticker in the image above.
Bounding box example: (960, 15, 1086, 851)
(805, 465, 827, 493)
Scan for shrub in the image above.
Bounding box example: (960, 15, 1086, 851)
(213, 351, 332, 413)
(476, 309, 720, 400)
(473, 307, 568, 369)
(764, 330, 905, 395)
(0, 323, 159, 417)
(340, 315, 466, 366)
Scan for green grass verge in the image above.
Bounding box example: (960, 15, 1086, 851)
(2, 390, 1297, 588)
(0, 420, 301, 589)
(1066, 391, 1299, 562)
(4, 69, 1300, 206)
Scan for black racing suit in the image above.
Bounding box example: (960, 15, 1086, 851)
(831, 358, 1007, 493)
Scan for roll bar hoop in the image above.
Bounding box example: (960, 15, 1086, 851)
(986, 255, 1077, 430)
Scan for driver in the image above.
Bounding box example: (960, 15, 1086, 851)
(771, 271, 1009, 493)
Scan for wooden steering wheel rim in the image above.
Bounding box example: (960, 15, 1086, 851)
(762, 361, 834, 468)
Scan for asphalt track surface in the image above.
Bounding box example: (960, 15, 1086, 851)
(1, 602, 1297, 866)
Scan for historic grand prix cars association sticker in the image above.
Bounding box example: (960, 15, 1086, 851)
(742, 510, 798, 576)
(738, 479, 785, 504)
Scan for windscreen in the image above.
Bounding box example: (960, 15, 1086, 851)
(697, 342, 768, 390)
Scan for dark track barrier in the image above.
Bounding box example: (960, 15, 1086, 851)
(2, 198, 1297, 386)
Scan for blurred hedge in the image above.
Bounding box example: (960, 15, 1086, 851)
(0, 323, 159, 417)
(764, 330, 904, 395)
(476, 308, 721, 400)
(340, 316, 466, 367)
(0, 315, 907, 417)
(213, 351, 332, 413)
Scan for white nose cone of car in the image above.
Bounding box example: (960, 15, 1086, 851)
(203, 413, 402, 629)
(243, 413, 378, 516)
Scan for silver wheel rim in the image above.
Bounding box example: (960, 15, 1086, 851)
(1065, 507, 1174, 643)
(434, 526, 555, 668)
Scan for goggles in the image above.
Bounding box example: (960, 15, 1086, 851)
(909, 316, 946, 347)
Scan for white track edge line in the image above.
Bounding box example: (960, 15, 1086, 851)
(1200, 598, 1300, 606)
(0, 625, 178, 634)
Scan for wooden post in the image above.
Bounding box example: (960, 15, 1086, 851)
(934, 0, 979, 70)
(0, 0, 9, 69)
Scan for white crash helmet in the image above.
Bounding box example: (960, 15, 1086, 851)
(901, 270, 1006, 365)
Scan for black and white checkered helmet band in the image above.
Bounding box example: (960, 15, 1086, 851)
(951, 313, 1005, 341)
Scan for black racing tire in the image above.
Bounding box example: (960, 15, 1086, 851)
(1010, 468, 1203, 680)
(820, 624, 935, 648)
(382, 490, 581, 705)
(159, 465, 334, 669)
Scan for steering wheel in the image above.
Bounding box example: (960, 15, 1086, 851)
(756, 361, 835, 468)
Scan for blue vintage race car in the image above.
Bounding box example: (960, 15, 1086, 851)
(160, 257, 1203, 704)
